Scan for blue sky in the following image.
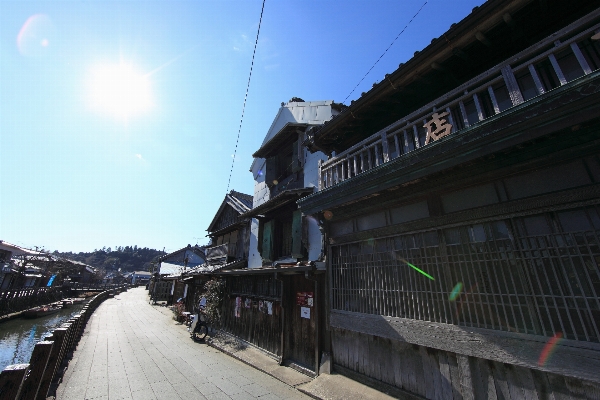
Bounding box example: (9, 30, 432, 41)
(1, 0, 483, 254)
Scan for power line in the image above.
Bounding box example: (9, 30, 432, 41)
(226, 0, 267, 194)
(342, 1, 428, 105)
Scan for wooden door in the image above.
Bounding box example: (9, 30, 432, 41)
(153, 281, 171, 301)
(284, 274, 316, 371)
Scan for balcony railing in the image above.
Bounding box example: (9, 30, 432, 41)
(206, 242, 239, 261)
(319, 12, 600, 190)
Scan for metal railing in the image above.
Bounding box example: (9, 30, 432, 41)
(319, 13, 600, 190)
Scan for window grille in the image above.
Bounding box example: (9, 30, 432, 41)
(228, 275, 281, 299)
(330, 206, 600, 342)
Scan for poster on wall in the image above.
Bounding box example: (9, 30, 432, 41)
(267, 301, 273, 315)
(301, 307, 310, 319)
(235, 297, 241, 318)
(296, 292, 314, 307)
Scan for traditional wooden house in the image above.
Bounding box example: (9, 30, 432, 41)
(299, 1, 600, 398)
(204, 190, 253, 268)
(189, 190, 253, 328)
(155, 245, 206, 305)
(0, 241, 46, 289)
(213, 100, 342, 375)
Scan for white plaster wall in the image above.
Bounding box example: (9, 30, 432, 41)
(303, 149, 328, 261)
(248, 218, 262, 269)
(249, 157, 269, 269)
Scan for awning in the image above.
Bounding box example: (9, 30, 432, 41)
(186, 259, 248, 275)
(213, 263, 314, 276)
(208, 221, 246, 238)
(252, 123, 307, 158)
(240, 188, 314, 218)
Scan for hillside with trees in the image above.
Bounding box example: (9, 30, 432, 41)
(55, 246, 165, 274)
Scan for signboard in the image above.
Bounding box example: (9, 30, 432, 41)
(296, 292, 314, 307)
(301, 307, 310, 319)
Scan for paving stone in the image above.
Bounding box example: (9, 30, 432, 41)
(131, 388, 158, 400)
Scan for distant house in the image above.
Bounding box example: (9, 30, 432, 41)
(155, 245, 206, 304)
(66, 260, 96, 284)
(0, 241, 48, 289)
(130, 271, 152, 285)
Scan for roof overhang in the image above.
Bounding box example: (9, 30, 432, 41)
(213, 264, 313, 276)
(240, 188, 314, 218)
(252, 123, 307, 158)
(208, 221, 247, 238)
(309, 0, 594, 153)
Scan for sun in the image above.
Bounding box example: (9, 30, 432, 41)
(88, 62, 153, 120)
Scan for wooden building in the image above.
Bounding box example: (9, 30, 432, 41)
(205, 190, 253, 268)
(155, 245, 206, 305)
(299, 1, 600, 398)
(211, 100, 342, 375)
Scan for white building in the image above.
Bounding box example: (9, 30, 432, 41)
(246, 100, 342, 268)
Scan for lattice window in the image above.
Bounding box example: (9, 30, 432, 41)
(330, 206, 600, 342)
(228, 275, 281, 299)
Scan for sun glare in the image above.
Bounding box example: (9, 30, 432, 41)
(88, 62, 153, 120)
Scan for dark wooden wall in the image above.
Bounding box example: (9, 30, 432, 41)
(213, 205, 240, 232)
(332, 328, 600, 399)
(220, 295, 282, 356)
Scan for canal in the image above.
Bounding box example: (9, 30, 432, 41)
(0, 302, 86, 370)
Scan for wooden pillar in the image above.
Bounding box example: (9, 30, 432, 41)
(19, 341, 54, 400)
(500, 65, 524, 106)
(0, 363, 29, 400)
(37, 328, 67, 400)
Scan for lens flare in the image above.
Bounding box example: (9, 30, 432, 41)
(449, 282, 463, 301)
(538, 332, 563, 366)
(394, 252, 434, 280)
(17, 14, 55, 57)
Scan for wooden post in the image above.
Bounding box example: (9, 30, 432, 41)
(317, 159, 323, 190)
(528, 64, 546, 95)
(500, 65, 524, 106)
(36, 328, 67, 400)
(380, 131, 390, 163)
(0, 363, 29, 400)
(548, 53, 567, 85)
(19, 341, 54, 400)
(571, 42, 592, 75)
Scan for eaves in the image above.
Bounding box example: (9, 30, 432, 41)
(298, 71, 600, 215)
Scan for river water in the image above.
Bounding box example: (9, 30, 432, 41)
(0, 302, 86, 371)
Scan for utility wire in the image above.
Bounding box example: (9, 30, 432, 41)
(342, 1, 428, 105)
(226, 0, 266, 194)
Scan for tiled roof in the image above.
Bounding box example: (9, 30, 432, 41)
(229, 190, 253, 209)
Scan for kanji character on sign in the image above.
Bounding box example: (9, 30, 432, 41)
(423, 111, 453, 145)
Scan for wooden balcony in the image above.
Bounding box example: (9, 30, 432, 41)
(205, 242, 241, 263)
(319, 13, 600, 190)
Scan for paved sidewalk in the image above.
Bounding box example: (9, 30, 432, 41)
(55, 287, 310, 400)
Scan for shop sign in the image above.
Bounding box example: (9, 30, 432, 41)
(296, 292, 314, 307)
(424, 111, 453, 145)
